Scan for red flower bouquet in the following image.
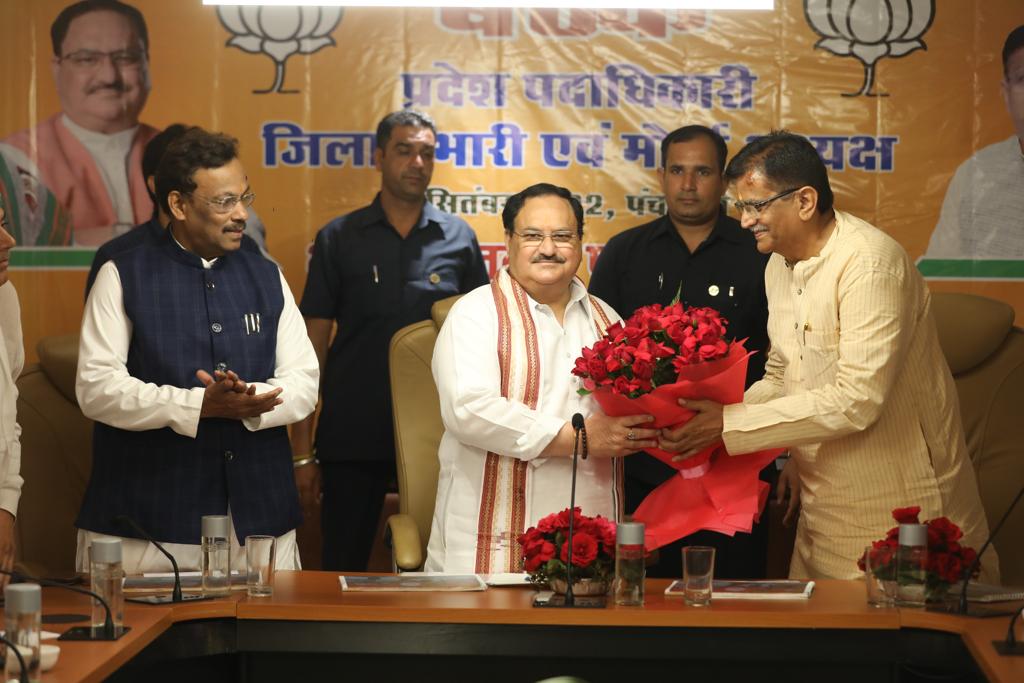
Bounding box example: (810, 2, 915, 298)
(517, 507, 616, 588)
(572, 302, 783, 551)
(857, 506, 979, 599)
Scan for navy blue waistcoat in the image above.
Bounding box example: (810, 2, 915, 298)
(76, 232, 302, 545)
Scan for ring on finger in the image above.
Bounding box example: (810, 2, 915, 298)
(626, 430, 636, 441)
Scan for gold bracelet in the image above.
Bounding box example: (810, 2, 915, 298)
(292, 456, 317, 468)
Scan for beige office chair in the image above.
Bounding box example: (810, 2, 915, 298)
(931, 292, 1024, 585)
(386, 295, 460, 571)
(14, 334, 93, 578)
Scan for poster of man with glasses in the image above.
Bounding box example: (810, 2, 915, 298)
(0, 0, 156, 246)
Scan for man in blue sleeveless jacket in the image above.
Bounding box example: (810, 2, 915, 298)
(75, 128, 319, 574)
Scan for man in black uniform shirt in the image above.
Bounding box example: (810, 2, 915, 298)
(589, 124, 771, 579)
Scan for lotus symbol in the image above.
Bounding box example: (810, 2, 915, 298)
(217, 6, 344, 94)
(804, 0, 935, 97)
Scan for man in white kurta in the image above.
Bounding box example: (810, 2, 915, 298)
(0, 206, 25, 586)
(664, 132, 996, 582)
(424, 184, 659, 574)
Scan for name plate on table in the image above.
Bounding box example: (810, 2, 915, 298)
(339, 574, 488, 592)
(665, 579, 815, 600)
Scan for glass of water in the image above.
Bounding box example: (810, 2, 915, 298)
(682, 546, 715, 607)
(245, 535, 276, 598)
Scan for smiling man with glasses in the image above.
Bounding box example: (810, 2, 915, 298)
(0, 0, 157, 247)
(75, 128, 319, 575)
(424, 182, 657, 573)
(661, 130, 998, 584)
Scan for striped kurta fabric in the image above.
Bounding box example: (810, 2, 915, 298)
(722, 211, 997, 582)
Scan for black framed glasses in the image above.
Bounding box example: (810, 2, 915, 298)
(731, 187, 800, 217)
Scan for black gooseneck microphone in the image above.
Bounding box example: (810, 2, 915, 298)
(0, 569, 129, 641)
(993, 606, 1024, 655)
(564, 413, 587, 607)
(113, 515, 213, 604)
(0, 631, 29, 683)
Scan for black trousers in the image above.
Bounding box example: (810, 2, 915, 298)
(319, 461, 395, 572)
(624, 453, 774, 580)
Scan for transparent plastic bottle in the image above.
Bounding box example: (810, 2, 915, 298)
(5, 583, 41, 682)
(614, 522, 645, 606)
(896, 523, 928, 607)
(90, 537, 124, 637)
(201, 515, 232, 597)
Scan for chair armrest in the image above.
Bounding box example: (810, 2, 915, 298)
(386, 513, 424, 572)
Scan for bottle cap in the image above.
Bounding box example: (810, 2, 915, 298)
(616, 521, 645, 545)
(91, 537, 122, 564)
(898, 523, 928, 547)
(202, 515, 231, 539)
(5, 583, 41, 614)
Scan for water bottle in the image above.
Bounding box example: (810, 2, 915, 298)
(614, 522, 645, 606)
(4, 583, 40, 682)
(896, 523, 928, 607)
(89, 537, 124, 637)
(201, 515, 231, 597)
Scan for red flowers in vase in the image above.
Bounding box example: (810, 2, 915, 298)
(857, 506, 979, 594)
(517, 507, 616, 587)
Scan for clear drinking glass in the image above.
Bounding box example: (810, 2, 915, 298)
(245, 535, 276, 597)
(863, 545, 896, 607)
(682, 546, 715, 607)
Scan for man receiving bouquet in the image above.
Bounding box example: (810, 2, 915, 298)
(424, 183, 657, 574)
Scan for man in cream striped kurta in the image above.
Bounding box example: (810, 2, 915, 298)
(666, 132, 997, 581)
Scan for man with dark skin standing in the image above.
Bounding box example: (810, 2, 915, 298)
(295, 110, 488, 571)
(589, 125, 773, 579)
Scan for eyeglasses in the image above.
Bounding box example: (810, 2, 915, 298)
(189, 191, 256, 214)
(731, 187, 800, 217)
(59, 49, 146, 70)
(511, 230, 579, 248)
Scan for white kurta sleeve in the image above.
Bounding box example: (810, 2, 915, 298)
(923, 160, 967, 259)
(722, 265, 915, 455)
(76, 261, 205, 437)
(242, 270, 320, 431)
(432, 293, 566, 461)
(0, 283, 24, 516)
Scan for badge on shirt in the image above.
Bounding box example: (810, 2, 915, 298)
(708, 284, 720, 296)
(429, 272, 442, 285)
(244, 313, 261, 335)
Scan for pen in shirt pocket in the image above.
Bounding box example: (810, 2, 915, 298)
(372, 265, 380, 284)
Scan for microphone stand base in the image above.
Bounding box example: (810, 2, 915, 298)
(59, 625, 131, 641)
(126, 593, 217, 605)
(925, 602, 1021, 618)
(532, 592, 607, 608)
(992, 641, 1024, 656)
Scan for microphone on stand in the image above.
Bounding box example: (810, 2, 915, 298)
(0, 631, 29, 683)
(993, 605, 1024, 655)
(564, 413, 587, 607)
(927, 484, 1024, 618)
(112, 515, 212, 604)
(0, 569, 129, 641)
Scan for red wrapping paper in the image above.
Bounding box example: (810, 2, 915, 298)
(591, 342, 783, 551)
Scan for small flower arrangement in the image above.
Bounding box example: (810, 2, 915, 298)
(572, 302, 730, 398)
(858, 506, 979, 598)
(517, 507, 616, 587)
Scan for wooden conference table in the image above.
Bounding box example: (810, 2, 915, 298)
(36, 572, 1024, 683)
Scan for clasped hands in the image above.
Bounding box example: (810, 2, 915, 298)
(197, 369, 282, 419)
(583, 398, 724, 459)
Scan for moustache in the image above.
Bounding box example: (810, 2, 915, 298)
(530, 253, 566, 264)
(87, 82, 127, 95)
(223, 221, 246, 232)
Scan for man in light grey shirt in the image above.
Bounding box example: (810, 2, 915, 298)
(925, 25, 1024, 260)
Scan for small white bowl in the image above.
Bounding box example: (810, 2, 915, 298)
(40, 644, 60, 672)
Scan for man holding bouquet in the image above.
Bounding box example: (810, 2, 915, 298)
(664, 131, 997, 582)
(424, 183, 658, 574)
(589, 125, 772, 579)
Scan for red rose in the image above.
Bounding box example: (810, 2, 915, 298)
(927, 517, 963, 544)
(892, 506, 921, 524)
(560, 531, 598, 567)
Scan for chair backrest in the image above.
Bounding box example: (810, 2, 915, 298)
(931, 292, 1024, 585)
(14, 334, 92, 578)
(388, 295, 461, 564)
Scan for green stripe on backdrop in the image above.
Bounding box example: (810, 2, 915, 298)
(10, 248, 95, 268)
(917, 259, 1024, 280)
